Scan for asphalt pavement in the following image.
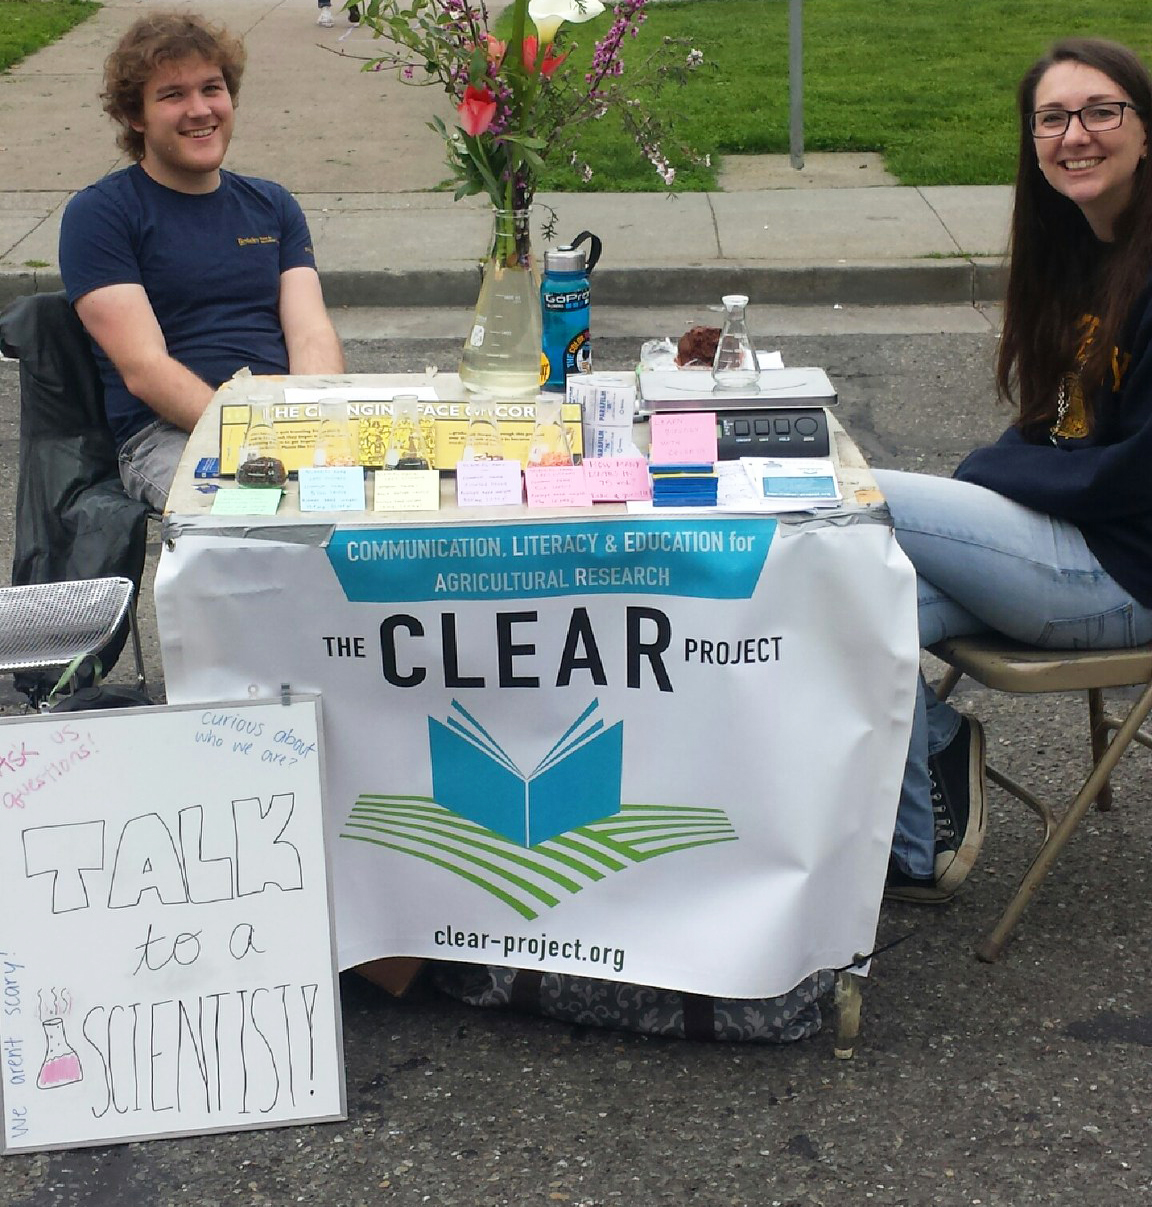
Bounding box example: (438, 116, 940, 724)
(7, 6, 1152, 1207)
(4, 327, 1152, 1207)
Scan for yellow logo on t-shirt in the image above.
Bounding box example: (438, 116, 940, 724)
(236, 236, 279, 246)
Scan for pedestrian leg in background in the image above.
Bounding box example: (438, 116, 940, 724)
(316, 1, 359, 24)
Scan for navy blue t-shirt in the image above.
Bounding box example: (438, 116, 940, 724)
(59, 165, 317, 446)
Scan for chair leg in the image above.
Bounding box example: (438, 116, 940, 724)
(127, 601, 149, 697)
(976, 677, 1152, 962)
(833, 970, 864, 1059)
(935, 665, 962, 702)
(1087, 688, 1113, 812)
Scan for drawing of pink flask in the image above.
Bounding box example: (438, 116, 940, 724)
(37, 1017, 82, 1089)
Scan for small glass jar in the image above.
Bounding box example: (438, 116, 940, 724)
(385, 394, 434, 470)
(313, 397, 359, 467)
(712, 294, 760, 390)
(461, 394, 505, 461)
(526, 395, 574, 467)
(236, 394, 288, 486)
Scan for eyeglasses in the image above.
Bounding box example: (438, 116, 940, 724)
(1030, 101, 1140, 138)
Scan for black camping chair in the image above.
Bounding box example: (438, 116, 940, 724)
(0, 291, 150, 705)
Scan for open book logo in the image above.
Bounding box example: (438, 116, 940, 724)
(342, 699, 739, 920)
(428, 699, 623, 847)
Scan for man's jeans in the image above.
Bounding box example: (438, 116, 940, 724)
(118, 418, 188, 513)
(873, 469, 1152, 878)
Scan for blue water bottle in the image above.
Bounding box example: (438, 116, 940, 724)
(541, 230, 602, 393)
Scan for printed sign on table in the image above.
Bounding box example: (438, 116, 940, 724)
(157, 517, 919, 1001)
(0, 698, 345, 1154)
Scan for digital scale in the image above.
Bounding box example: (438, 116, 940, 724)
(637, 367, 837, 459)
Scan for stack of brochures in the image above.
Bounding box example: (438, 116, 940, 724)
(649, 464, 720, 507)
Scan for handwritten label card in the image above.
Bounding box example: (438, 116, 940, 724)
(373, 469, 441, 512)
(0, 698, 345, 1153)
(581, 457, 652, 502)
(524, 465, 594, 508)
(298, 466, 367, 512)
(455, 460, 523, 507)
(210, 487, 282, 516)
(649, 411, 718, 466)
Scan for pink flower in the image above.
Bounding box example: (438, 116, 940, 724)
(484, 34, 506, 65)
(457, 84, 497, 136)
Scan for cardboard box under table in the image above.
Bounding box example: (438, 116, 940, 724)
(159, 373, 919, 1053)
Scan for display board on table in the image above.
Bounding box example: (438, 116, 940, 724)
(219, 389, 584, 474)
(157, 513, 919, 1001)
(0, 697, 345, 1154)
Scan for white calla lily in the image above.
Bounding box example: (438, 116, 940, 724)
(528, 0, 605, 44)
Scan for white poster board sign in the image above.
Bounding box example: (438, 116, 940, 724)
(0, 697, 345, 1154)
(157, 515, 919, 1000)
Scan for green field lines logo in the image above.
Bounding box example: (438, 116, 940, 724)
(341, 797, 738, 920)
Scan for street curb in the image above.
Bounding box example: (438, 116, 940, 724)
(0, 259, 1008, 312)
(313, 261, 1009, 310)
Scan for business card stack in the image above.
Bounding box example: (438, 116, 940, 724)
(568, 373, 639, 459)
(649, 464, 719, 507)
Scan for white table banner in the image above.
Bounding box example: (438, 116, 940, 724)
(157, 515, 918, 999)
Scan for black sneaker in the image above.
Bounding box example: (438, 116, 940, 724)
(348, 3, 361, 22)
(885, 715, 987, 903)
(884, 858, 954, 904)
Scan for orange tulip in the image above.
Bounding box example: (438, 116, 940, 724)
(458, 84, 497, 136)
(522, 36, 567, 76)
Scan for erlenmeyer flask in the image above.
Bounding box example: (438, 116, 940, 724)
(313, 398, 358, 467)
(37, 1017, 82, 1088)
(236, 395, 288, 486)
(526, 396, 573, 467)
(712, 294, 760, 390)
(461, 395, 505, 461)
(385, 395, 434, 470)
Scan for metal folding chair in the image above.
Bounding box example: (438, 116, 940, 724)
(931, 634, 1152, 962)
(0, 577, 148, 704)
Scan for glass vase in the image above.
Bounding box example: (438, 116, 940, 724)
(459, 207, 542, 398)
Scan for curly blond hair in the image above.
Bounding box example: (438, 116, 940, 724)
(102, 12, 246, 160)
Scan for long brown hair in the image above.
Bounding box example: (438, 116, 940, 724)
(998, 38, 1152, 436)
(101, 12, 246, 161)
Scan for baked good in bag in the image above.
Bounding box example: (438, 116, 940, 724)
(676, 325, 721, 368)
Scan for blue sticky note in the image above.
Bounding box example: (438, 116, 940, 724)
(298, 466, 366, 512)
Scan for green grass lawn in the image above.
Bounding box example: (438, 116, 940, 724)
(0, 0, 98, 73)
(538, 0, 1152, 191)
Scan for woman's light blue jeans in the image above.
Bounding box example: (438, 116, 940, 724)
(873, 468, 1152, 878)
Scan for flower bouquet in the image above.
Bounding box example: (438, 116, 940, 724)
(356, 0, 706, 393)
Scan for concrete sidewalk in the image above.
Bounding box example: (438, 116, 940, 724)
(0, 0, 1013, 308)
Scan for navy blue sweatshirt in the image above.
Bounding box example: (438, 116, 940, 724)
(954, 284, 1152, 607)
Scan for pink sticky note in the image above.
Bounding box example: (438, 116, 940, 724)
(455, 459, 523, 506)
(524, 464, 594, 508)
(582, 457, 652, 502)
(649, 411, 718, 465)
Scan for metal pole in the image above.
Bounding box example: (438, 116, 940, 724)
(789, 0, 804, 169)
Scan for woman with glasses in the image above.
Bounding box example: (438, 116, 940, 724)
(876, 37, 1152, 903)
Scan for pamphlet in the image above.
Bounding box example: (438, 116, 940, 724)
(741, 457, 841, 509)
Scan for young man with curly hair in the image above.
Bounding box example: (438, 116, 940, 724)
(59, 11, 344, 510)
